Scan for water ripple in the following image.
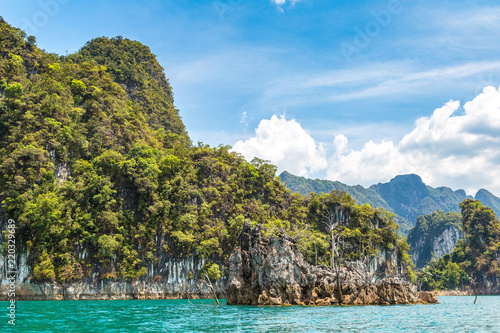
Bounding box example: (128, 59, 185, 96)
(1, 296, 499, 332)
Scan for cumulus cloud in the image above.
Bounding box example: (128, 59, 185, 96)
(327, 86, 500, 195)
(232, 115, 327, 177)
(235, 86, 500, 196)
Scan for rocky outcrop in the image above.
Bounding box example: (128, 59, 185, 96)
(409, 225, 463, 268)
(0, 279, 225, 301)
(227, 222, 438, 306)
(431, 226, 463, 259)
(417, 291, 439, 304)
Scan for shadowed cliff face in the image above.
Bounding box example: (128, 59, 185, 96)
(226, 222, 437, 306)
(410, 225, 464, 268)
(407, 211, 464, 268)
(0, 252, 226, 300)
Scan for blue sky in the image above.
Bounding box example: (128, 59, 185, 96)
(2, 0, 500, 196)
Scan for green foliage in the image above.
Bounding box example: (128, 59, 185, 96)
(76, 36, 189, 144)
(70, 79, 86, 96)
(98, 235, 120, 258)
(398, 238, 417, 283)
(296, 229, 330, 266)
(417, 256, 466, 291)
(0, 19, 413, 285)
(200, 262, 221, 281)
(48, 63, 61, 72)
(33, 251, 56, 281)
(3, 82, 23, 98)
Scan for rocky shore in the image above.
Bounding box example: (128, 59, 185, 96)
(227, 222, 438, 306)
(0, 280, 225, 301)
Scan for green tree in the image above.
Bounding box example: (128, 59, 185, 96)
(33, 251, 56, 281)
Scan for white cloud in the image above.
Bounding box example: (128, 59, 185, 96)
(327, 139, 412, 186)
(232, 115, 327, 177)
(327, 86, 500, 196)
(240, 111, 248, 126)
(236, 86, 500, 196)
(271, 0, 301, 10)
(258, 61, 500, 108)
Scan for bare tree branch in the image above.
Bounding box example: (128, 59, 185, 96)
(470, 274, 478, 304)
(201, 273, 220, 305)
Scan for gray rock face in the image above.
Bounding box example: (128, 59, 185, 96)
(432, 226, 463, 259)
(227, 222, 434, 306)
(0, 252, 225, 300)
(410, 225, 463, 268)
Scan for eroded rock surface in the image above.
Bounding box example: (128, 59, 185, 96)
(227, 222, 438, 306)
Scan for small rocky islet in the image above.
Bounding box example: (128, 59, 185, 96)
(227, 222, 437, 306)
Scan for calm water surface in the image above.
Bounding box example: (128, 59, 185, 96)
(1, 296, 499, 332)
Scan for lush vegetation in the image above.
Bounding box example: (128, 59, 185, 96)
(279, 171, 391, 210)
(417, 200, 500, 291)
(262, 190, 415, 280)
(407, 211, 462, 268)
(475, 189, 500, 218)
(0, 18, 413, 284)
(281, 172, 500, 236)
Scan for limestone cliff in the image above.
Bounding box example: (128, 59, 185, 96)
(407, 211, 464, 268)
(227, 222, 437, 306)
(0, 252, 225, 300)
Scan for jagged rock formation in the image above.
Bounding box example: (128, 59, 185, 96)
(227, 222, 437, 306)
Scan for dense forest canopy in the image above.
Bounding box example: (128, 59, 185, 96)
(0, 18, 413, 284)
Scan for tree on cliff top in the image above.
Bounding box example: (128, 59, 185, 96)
(459, 199, 500, 280)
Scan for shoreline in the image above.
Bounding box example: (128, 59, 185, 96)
(434, 290, 472, 296)
(434, 290, 500, 296)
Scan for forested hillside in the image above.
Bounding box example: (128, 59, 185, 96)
(0, 19, 413, 285)
(280, 172, 500, 234)
(280, 171, 390, 210)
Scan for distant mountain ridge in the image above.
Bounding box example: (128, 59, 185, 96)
(279, 171, 500, 234)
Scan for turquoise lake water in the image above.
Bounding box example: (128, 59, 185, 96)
(1, 296, 499, 332)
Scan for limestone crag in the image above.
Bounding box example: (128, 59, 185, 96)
(432, 226, 463, 259)
(227, 222, 438, 306)
(409, 225, 463, 268)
